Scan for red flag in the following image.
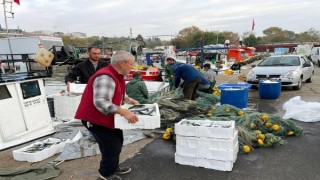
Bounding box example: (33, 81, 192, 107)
(14, 0, 20, 5)
(252, 18, 255, 31)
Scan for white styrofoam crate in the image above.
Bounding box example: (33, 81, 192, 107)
(54, 94, 82, 120)
(176, 142, 239, 162)
(115, 103, 160, 129)
(175, 119, 235, 138)
(176, 130, 238, 151)
(13, 138, 68, 162)
(175, 153, 235, 171)
(69, 83, 86, 94)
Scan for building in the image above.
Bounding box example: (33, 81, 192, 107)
(0, 25, 23, 37)
(69, 32, 87, 38)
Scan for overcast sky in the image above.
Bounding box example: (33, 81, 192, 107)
(1, 0, 320, 39)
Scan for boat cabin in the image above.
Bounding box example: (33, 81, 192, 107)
(0, 75, 54, 150)
(228, 49, 246, 62)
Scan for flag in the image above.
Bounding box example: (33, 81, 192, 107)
(14, 0, 20, 5)
(252, 18, 255, 31)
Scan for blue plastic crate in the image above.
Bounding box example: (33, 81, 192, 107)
(218, 83, 252, 90)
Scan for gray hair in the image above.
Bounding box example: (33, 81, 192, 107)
(111, 51, 134, 65)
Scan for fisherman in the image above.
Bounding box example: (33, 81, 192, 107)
(64, 46, 108, 91)
(172, 64, 202, 100)
(126, 72, 151, 104)
(163, 57, 175, 90)
(75, 51, 139, 180)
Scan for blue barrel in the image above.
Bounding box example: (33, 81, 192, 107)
(221, 88, 248, 109)
(259, 80, 281, 99)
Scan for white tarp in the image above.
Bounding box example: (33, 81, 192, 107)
(282, 96, 320, 122)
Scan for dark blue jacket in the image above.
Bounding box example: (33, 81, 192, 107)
(173, 64, 203, 88)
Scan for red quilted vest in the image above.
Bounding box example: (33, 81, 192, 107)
(75, 65, 125, 128)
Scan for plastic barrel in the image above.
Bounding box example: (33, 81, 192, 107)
(259, 80, 281, 99)
(220, 88, 248, 108)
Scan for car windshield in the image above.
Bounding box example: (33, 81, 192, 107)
(258, 56, 300, 66)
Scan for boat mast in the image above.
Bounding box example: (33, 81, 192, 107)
(2, 0, 14, 55)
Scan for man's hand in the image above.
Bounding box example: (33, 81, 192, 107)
(129, 99, 139, 105)
(66, 82, 71, 92)
(122, 110, 139, 124)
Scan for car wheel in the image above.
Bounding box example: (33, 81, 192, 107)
(293, 77, 302, 90)
(318, 59, 320, 67)
(306, 72, 314, 83)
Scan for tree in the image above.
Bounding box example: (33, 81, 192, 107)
(221, 31, 239, 46)
(145, 37, 162, 48)
(262, 27, 286, 43)
(174, 26, 203, 48)
(283, 30, 296, 42)
(243, 34, 259, 47)
(296, 28, 320, 42)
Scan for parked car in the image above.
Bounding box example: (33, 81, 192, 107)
(246, 55, 314, 90)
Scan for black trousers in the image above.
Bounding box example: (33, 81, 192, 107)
(83, 121, 123, 177)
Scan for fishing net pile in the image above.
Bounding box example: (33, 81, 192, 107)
(151, 88, 303, 154)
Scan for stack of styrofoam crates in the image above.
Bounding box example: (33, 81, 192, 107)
(115, 103, 160, 129)
(174, 119, 238, 171)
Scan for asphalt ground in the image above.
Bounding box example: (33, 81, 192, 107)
(119, 62, 320, 180)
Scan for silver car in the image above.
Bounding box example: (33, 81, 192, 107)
(246, 55, 314, 90)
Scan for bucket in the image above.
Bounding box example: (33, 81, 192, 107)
(220, 88, 248, 108)
(259, 80, 281, 99)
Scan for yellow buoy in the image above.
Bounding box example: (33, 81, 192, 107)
(257, 134, 266, 141)
(287, 131, 295, 136)
(243, 145, 251, 153)
(257, 139, 264, 146)
(237, 110, 244, 116)
(166, 128, 172, 133)
(261, 114, 269, 121)
(163, 133, 171, 140)
(265, 122, 272, 128)
(272, 124, 280, 131)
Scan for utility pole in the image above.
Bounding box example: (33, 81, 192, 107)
(130, 27, 132, 39)
(2, 0, 14, 56)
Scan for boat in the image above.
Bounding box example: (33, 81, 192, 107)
(126, 46, 177, 81)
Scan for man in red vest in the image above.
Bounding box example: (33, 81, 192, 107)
(75, 51, 139, 180)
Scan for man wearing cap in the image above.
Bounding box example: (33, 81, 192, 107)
(126, 72, 151, 104)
